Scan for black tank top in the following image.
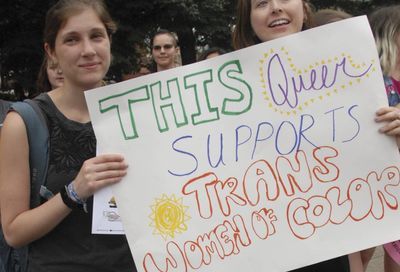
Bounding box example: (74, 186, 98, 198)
(28, 93, 136, 272)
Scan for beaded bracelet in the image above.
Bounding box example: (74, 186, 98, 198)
(67, 183, 86, 204)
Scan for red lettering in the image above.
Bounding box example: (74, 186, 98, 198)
(251, 208, 277, 240)
(143, 241, 187, 272)
(368, 166, 400, 219)
(312, 146, 340, 182)
(242, 160, 279, 206)
(214, 177, 247, 217)
(182, 173, 217, 219)
(287, 166, 400, 239)
(143, 214, 253, 271)
(326, 187, 351, 224)
(276, 150, 313, 196)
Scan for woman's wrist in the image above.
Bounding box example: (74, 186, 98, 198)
(60, 184, 87, 213)
(67, 182, 86, 204)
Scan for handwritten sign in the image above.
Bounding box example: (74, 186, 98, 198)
(86, 16, 400, 271)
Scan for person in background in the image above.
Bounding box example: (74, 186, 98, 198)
(0, 0, 136, 271)
(232, 0, 400, 271)
(197, 46, 227, 61)
(36, 56, 64, 92)
(150, 29, 180, 72)
(370, 5, 400, 111)
(313, 8, 352, 27)
(357, 5, 400, 272)
(122, 64, 150, 81)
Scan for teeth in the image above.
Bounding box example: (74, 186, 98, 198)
(270, 19, 289, 27)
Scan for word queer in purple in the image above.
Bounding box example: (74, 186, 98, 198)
(266, 53, 372, 108)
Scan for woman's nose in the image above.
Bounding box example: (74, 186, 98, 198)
(270, 0, 283, 13)
(81, 39, 97, 57)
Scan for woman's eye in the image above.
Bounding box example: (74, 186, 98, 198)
(256, 0, 269, 7)
(92, 32, 106, 41)
(64, 37, 78, 44)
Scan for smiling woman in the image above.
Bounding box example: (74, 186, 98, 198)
(0, 0, 136, 271)
(231, 0, 400, 271)
(45, 9, 111, 93)
(250, 0, 306, 42)
(232, 0, 313, 50)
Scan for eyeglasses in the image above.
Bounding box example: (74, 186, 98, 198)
(152, 44, 175, 51)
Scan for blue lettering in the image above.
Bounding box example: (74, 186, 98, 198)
(168, 135, 198, 176)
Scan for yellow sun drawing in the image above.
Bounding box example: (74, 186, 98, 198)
(149, 194, 190, 240)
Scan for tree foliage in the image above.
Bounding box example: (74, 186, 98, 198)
(0, 1, 53, 99)
(108, 0, 235, 74)
(0, 0, 395, 100)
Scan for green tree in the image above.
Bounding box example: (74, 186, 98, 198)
(0, 0, 55, 99)
(108, 0, 235, 69)
(0, 0, 235, 97)
(1, 0, 396, 99)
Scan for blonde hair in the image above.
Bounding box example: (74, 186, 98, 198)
(369, 5, 400, 76)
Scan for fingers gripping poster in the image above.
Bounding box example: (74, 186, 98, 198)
(86, 17, 400, 271)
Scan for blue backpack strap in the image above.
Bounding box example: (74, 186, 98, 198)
(0, 100, 11, 127)
(10, 100, 52, 208)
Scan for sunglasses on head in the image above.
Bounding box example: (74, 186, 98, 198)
(153, 44, 175, 51)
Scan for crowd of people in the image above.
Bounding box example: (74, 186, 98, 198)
(0, 0, 399, 271)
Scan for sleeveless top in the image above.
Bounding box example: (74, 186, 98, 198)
(28, 93, 136, 272)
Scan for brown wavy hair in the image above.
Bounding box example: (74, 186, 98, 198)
(44, 0, 117, 51)
(232, 0, 314, 50)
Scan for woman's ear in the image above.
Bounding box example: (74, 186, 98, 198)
(44, 43, 58, 65)
(302, 0, 313, 28)
(303, 2, 308, 22)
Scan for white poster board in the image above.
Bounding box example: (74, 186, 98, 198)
(87, 17, 400, 271)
